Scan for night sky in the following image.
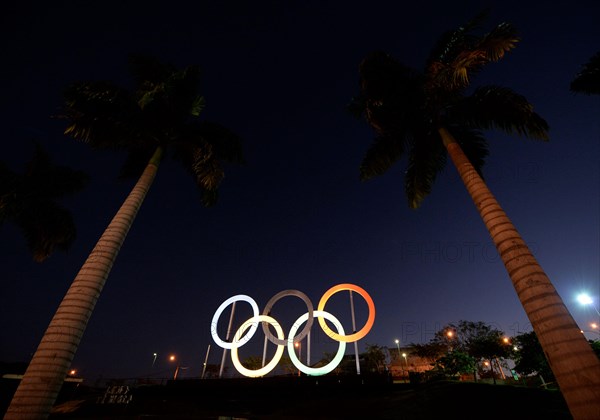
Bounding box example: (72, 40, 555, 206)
(1, 1, 599, 380)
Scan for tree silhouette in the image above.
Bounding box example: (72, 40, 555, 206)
(0, 143, 88, 261)
(571, 51, 600, 95)
(6, 56, 243, 419)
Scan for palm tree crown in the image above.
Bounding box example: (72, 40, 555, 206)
(0, 144, 88, 261)
(61, 55, 243, 206)
(351, 15, 548, 208)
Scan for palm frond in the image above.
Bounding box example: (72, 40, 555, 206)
(62, 81, 141, 148)
(477, 22, 519, 62)
(169, 65, 203, 116)
(571, 51, 600, 94)
(360, 134, 407, 181)
(359, 52, 416, 102)
(171, 121, 242, 207)
(427, 18, 518, 92)
(190, 96, 206, 117)
(358, 52, 424, 136)
(2, 144, 86, 261)
(447, 85, 549, 140)
(129, 54, 174, 86)
(405, 132, 447, 208)
(201, 188, 219, 207)
(25, 143, 89, 197)
(15, 202, 77, 262)
(191, 146, 225, 208)
(427, 10, 488, 65)
(195, 121, 244, 164)
(448, 49, 488, 88)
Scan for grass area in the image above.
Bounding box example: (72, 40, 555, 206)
(42, 375, 572, 419)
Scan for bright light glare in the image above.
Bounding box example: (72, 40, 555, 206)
(577, 293, 594, 306)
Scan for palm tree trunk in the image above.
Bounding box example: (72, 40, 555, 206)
(439, 127, 600, 419)
(5, 147, 163, 420)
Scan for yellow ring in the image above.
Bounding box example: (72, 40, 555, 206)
(317, 283, 375, 342)
(230, 315, 285, 377)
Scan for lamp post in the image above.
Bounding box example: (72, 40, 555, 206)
(152, 352, 157, 368)
(169, 354, 178, 380)
(446, 330, 455, 352)
(401, 352, 408, 382)
(294, 342, 302, 376)
(395, 339, 401, 375)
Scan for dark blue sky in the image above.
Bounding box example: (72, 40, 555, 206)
(1, 1, 599, 379)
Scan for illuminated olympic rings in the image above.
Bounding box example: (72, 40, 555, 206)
(210, 283, 375, 377)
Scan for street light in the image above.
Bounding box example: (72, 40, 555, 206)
(581, 323, 600, 337)
(152, 352, 157, 368)
(394, 339, 402, 381)
(577, 293, 600, 316)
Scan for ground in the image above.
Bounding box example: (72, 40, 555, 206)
(20, 375, 572, 419)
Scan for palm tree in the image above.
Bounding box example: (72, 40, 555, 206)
(0, 143, 88, 261)
(351, 16, 600, 419)
(570, 51, 600, 95)
(5, 56, 243, 419)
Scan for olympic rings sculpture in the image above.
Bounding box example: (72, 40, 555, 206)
(210, 283, 375, 377)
